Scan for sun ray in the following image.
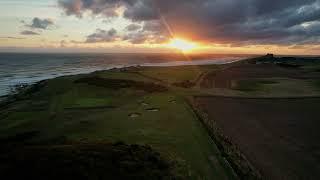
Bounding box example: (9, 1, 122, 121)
(168, 38, 197, 52)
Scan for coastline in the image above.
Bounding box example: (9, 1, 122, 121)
(0, 56, 250, 100)
(0, 58, 247, 179)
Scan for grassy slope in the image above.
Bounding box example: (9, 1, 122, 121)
(0, 66, 235, 179)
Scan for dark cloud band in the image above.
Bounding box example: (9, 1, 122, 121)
(58, 0, 320, 45)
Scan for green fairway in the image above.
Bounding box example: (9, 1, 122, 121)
(136, 65, 217, 85)
(0, 66, 235, 179)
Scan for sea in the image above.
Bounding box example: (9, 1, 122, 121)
(0, 53, 253, 97)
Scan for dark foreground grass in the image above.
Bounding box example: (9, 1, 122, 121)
(0, 142, 174, 180)
(315, 80, 320, 89)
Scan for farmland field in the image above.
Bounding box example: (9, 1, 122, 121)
(193, 96, 320, 179)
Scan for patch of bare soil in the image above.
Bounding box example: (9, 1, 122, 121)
(193, 96, 320, 180)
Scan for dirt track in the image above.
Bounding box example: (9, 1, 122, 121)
(194, 96, 320, 180)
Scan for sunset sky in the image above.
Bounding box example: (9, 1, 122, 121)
(0, 0, 319, 55)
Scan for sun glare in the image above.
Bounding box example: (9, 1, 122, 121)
(168, 38, 197, 52)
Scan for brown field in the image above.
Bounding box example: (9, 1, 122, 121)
(194, 96, 320, 179)
(200, 63, 319, 89)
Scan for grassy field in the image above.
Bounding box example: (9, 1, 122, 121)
(0, 66, 235, 179)
(1, 57, 320, 179)
(136, 65, 218, 84)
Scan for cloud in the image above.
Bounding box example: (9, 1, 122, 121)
(58, 0, 83, 17)
(123, 32, 148, 44)
(125, 24, 141, 31)
(24, 17, 55, 30)
(85, 22, 168, 44)
(122, 20, 170, 44)
(60, 40, 67, 47)
(20, 17, 55, 36)
(58, 0, 135, 17)
(123, 0, 159, 21)
(20, 30, 40, 35)
(86, 28, 118, 43)
(0, 36, 25, 40)
(59, 0, 320, 45)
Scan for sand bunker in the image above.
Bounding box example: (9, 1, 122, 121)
(169, 99, 176, 103)
(140, 102, 149, 106)
(146, 108, 159, 112)
(129, 113, 141, 118)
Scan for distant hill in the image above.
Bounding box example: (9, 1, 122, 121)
(248, 54, 320, 68)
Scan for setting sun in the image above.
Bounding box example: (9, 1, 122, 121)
(168, 38, 197, 52)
